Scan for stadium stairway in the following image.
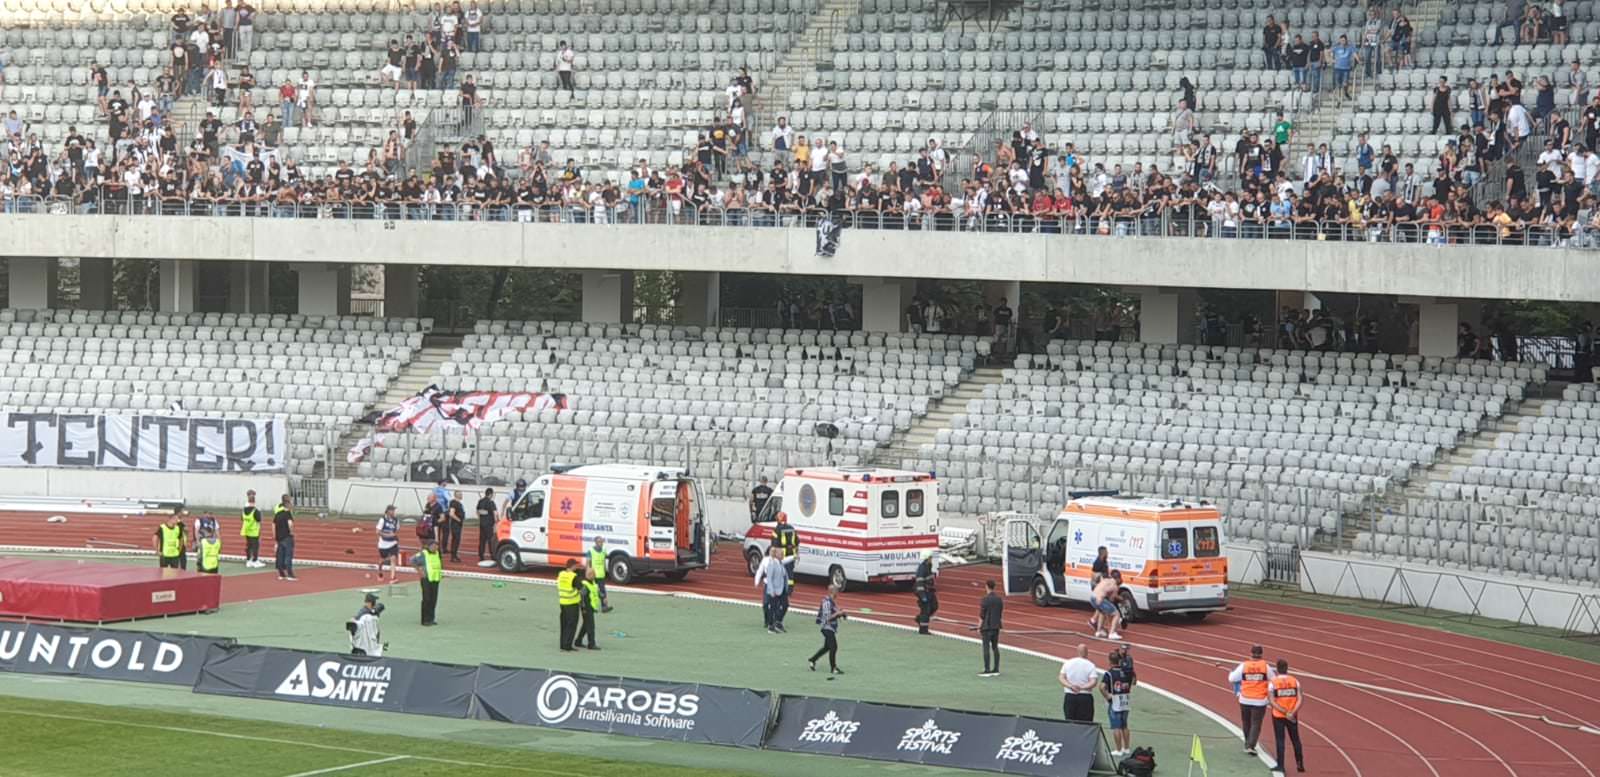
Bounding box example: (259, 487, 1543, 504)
(1351, 382, 1554, 552)
(871, 365, 1006, 468)
(329, 336, 459, 481)
(760, 0, 862, 128)
(1295, 0, 1450, 171)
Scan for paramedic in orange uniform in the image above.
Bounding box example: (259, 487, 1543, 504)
(1269, 658, 1306, 773)
(1227, 644, 1275, 756)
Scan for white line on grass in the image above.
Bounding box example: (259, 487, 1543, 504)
(283, 755, 410, 777)
(2, 709, 573, 776)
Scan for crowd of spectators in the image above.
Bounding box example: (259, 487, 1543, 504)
(5, 0, 1600, 247)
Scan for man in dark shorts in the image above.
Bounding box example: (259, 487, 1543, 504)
(153, 514, 186, 569)
(475, 487, 498, 563)
(1101, 647, 1137, 757)
(376, 504, 401, 582)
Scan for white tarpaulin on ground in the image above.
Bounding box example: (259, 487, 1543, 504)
(0, 413, 285, 472)
(347, 388, 568, 463)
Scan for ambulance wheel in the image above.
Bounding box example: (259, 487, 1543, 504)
(662, 570, 689, 582)
(1031, 576, 1052, 607)
(1117, 587, 1139, 624)
(608, 555, 636, 585)
(745, 547, 765, 576)
(495, 543, 524, 573)
(828, 565, 848, 590)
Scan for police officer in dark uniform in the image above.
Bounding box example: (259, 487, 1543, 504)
(749, 476, 773, 519)
(914, 548, 939, 634)
(475, 487, 497, 563)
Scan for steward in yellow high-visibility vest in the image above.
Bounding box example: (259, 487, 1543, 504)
(587, 537, 613, 612)
(557, 558, 582, 651)
(410, 541, 443, 627)
(154, 518, 185, 569)
(241, 489, 263, 568)
(198, 537, 222, 574)
(578, 567, 602, 650)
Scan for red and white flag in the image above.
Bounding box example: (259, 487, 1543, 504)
(348, 388, 569, 463)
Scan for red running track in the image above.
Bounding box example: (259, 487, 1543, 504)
(4, 513, 1598, 777)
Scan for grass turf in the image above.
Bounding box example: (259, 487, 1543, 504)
(5, 557, 1258, 776)
(0, 693, 754, 777)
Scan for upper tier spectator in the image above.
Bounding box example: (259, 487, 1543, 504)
(556, 40, 576, 98)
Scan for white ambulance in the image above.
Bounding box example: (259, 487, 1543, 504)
(743, 466, 940, 589)
(1002, 491, 1228, 622)
(495, 464, 709, 584)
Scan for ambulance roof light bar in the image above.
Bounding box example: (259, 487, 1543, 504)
(1068, 489, 1121, 499)
(550, 463, 584, 474)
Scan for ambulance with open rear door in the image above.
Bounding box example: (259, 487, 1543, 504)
(743, 466, 940, 589)
(1003, 491, 1228, 622)
(496, 464, 709, 583)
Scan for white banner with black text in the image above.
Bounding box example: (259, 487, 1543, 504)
(0, 413, 286, 472)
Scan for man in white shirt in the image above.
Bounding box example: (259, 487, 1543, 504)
(464, 3, 484, 53)
(1228, 644, 1277, 756)
(1058, 644, 1101, 723)
(1507, 102, 1533, 148)
(347, 592, 384, 656)
(770, 116, 793, 152)
(1538, 141, 1567, 171)
(556, 40, 576, 97)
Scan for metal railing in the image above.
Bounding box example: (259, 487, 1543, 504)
(1230, 545, 1600, 637)
(12, 194, 1597, 249)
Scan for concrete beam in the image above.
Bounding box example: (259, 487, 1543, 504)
(4, 215, 1600, 303)
(1138, 288, 1198, 345)
(675, 271, 721, 327)
(581, 270, 634, 324)
(158, 259, 197, 312)
(228, 261, 272, 313)
(383, 264, 420, 319)
(7, 257, 59, 309)
(78, 258, 114, 309)
(296, 264, 351, 315)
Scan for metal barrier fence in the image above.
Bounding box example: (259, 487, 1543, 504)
(1228, 544, 1600, 639)
(5, 193, 1598, 249)
(1351, 494, 1600, 586)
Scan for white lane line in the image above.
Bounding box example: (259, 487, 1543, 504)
(283, 755, 410, 777)
(1, 709, 573, 775)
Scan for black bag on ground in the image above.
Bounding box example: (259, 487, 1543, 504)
(1118, 746, 1156, 776)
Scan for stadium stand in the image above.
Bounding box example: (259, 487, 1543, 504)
(355, 319, 985, 499)
(900, 340, 1538, 543)
(2, 0, 1598, 596)
(0, 307, 429, 476)
(1366, 380, 1600, 582)
(6, 0, 1600, 243)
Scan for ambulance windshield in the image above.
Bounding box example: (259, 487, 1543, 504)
(514, 491, 544, 520)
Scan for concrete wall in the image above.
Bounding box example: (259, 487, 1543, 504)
(6, 214, 1600, 302)
(0, 468, 287, 511)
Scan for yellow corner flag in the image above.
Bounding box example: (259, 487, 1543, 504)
(1188, 734, 1209, 777)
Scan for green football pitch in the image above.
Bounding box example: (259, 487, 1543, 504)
(0, 559, 1259, 776)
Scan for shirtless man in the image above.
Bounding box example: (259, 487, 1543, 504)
(1089, 571, 1124, 640)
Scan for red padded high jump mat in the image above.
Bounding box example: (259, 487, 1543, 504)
(0, 558, 221, 622)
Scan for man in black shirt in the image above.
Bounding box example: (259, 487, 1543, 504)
(445, 490, 466, 562)
(273, 494, 296, 581)
(993, 297, 1015, 357)
(1286, 35, 1311, 91)
(1027, 139, 1048, 190)
(749, 476, 773, 519)
(475, 487, 498, 563)
(201, 111, 222, 157)
(1306, 32, 1328, 93)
